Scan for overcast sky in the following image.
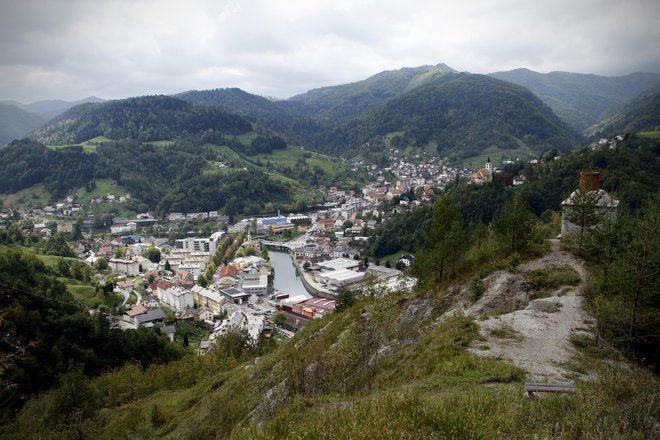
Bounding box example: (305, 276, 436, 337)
(1, 0, 659, 103)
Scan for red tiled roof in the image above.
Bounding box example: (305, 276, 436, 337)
(150, 280, 173, 291)
(220, 265, 237, 277)
(472, 168, 489, 179)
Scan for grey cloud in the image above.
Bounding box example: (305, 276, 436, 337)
(0, 0, 658, 102)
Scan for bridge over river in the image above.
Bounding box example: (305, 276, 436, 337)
(260, 240, 306, 251)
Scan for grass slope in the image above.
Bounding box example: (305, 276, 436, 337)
(461, 145, 536, 169)
(0, 183, 52, 208)
(74, 178, 126, 203)
(4, 261, 657, 439)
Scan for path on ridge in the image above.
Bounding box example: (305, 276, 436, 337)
(468, 240, 590, 381)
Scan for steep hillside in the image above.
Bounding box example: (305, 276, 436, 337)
(490, 69, 660, 131)
(335, 73, 579, 158)
(586, 88, 660, 137)
(3, 229, 657, 438)
(285, 63, 457, 124)
(177, 88, 323, 144)
(0, 103, 45, 146)
(0, 138, 300, 215)
(33, 95, 252, 145)
(3, 140, 660, 437)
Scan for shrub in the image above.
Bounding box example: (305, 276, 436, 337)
(468, 276, 486, 302)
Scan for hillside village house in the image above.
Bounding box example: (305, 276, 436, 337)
(178, 263, 202, 278)
(175, 232, 224, 253)
(141, 294, 160, 308)
(122, 306, 166, 327)
(57, 221, 74, 234)
(110, 222, 137, 234)
(177, 307, 214, 322)
(115, 279, 134, 296)
(228, 219, 251, 233)
(561, 171, 619, 236)
(134, 308, 165, 327)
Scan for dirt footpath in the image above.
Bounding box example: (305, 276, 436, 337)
(468, 240, 590, 381)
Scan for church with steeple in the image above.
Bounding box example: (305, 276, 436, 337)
(470, 157, 493, 184)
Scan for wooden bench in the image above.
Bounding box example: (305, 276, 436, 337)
(524, 382, 576, 397)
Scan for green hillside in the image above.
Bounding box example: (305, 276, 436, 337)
(286, 63, 457, 124)
(333, 73, 579, 159)
(586, 89, 660, 137)
(0, 138, 304, 215)
(33, 95, 252, 145)
(177, 88, 323, 145)
(490, 69, 660, 131)
(25, 66, 582, 162)
(0, 103, 45, 146)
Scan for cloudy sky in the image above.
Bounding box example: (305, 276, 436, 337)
(1, 0, 659, 103)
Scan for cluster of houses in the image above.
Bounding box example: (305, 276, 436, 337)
(590, 134, 626, 150)
(109, 241, 348, 350)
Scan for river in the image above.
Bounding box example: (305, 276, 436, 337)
(268, 250, 312, 299)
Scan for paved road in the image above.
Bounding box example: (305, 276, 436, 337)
(120, 290, 129, 306)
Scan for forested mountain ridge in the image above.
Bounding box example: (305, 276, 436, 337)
(585, 88, 660, 137)
(24, 69, 580, 161)
(33, 95, 253, 145)
(328, 73, 580, 158)
(179, 69, 580, 159)
(490, 68, 660, 131)
(3, 64, 660, 169)
(0, 138, 296, 216)
(284, 63, 458, 124)
(176, 88, 324, 145)
(0, 103, 45, 146)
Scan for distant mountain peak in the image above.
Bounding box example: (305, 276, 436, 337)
(490, 69, 660, 131)
(286, 63, 459, 124)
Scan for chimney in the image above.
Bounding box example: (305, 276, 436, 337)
(579, 171, 600, 191)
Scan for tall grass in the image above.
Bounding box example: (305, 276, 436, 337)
(236, 362, 658, 440)
(3, 253, 657, 439)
